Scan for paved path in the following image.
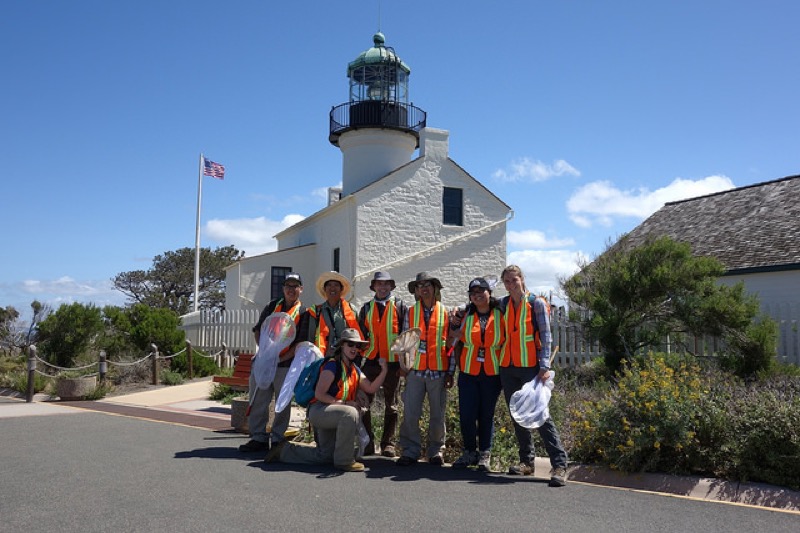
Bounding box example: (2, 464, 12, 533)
(1, 380, 798, 532)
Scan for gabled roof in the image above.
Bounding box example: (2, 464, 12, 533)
(623, 174, 800, 273)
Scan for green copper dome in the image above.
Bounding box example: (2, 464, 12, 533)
(347, 32, 410, 76)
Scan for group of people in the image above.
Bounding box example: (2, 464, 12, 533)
(237, 266, 568, 487)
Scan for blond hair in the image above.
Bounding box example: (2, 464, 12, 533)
(501, 265, 528, 292)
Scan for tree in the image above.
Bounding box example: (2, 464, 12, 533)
(112, 245, 244, 314)
(104, 304, 184, 355)
(0, 300, 51, 353)
(36, 302, 105, 368)
(562, 236, 768, 372)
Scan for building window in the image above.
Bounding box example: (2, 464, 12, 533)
(270, 266, 292, 300)
(443, 187, 463, 226)
(333, 248, 340, 272)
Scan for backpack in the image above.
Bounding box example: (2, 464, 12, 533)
(293, 357, 331, 408)
(527, 294, 550, 350)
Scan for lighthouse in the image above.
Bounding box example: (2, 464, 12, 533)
(329, 33, 427, 196)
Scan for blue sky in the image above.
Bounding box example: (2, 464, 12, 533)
(3, 1, 799, 320)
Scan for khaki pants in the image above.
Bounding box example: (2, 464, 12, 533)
(247, 366, 290, 443)
(280, 401, 359, 466)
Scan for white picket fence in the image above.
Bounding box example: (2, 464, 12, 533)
(180, 309, 259, 356)
(180, 306, 800, 368)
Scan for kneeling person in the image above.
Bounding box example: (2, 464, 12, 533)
(267, 329, 388, 472)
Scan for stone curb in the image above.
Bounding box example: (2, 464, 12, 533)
(543, 459, 800, 512)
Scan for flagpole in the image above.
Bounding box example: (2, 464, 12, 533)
(194, 153, 203, 313)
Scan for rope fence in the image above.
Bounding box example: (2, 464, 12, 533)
(22, 340, 234, 403)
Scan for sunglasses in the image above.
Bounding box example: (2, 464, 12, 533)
(344, 341, 362, 349)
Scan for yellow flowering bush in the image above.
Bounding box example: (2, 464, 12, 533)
(570, 354, 706, 473)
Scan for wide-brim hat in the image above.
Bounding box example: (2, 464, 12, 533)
(369, 271, 396, 291)
(335, 328, 369, 349)
(407, 271, 443, 294)
(316, 271, 351, 300)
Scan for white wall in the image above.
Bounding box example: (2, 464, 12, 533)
(720, 269, 800, 315)
(224, 244, 317, 311)
(350, 132, 510, 308)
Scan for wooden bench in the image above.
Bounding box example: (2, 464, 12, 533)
(212, 353, 253, 391)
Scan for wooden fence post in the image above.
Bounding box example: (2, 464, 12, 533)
(186, 341, 194, 380)
(99, 350, 107, 385)
(26, 345, 37, 403)
(151, 344, 159, 385)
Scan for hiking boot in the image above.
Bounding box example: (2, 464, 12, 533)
(335, 461, 366, 472)
(396, 455, 417, 466)
(452, 450, 478, 469)
(508, 462, 533, 475)
(476, 451, 492, 472)
(549, 466, 567, 487)
(381, 445, 397, 458)
(428, 454, 444, 466)
(239, 440, 269, 453)
(264, 441, 285, 463)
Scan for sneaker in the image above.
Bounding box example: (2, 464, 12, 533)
(428, 454, 444, 466)
(396, 455, 417, 466)
(381, 445, 397, 458)
(476, 451, 492, 472)
(239, 440, 269, 453)
(549, 466, 567, 487)
(508, 462, 533, 475)
(452, 450, 478, 469)
(264, 441, 285, 463)
(335, 461, 366, 472)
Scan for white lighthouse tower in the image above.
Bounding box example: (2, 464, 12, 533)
(329, 33, 427, 196)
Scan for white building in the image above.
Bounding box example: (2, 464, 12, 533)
(225, 33, 511, 311)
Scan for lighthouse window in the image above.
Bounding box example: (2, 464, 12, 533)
(443, 187, 463, 226)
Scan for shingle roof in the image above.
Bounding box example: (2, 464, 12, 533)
(622, 174, 800, 273)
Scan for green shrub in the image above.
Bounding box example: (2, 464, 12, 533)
(1, 371, 50, 394)
(170, 352, 219, 377)
(83, 383, 114, 400)
(160, 370, 184, 386)
(728, 384, 800, 490)
(208, 380, 239, 405)
(720, 316, 778, 377)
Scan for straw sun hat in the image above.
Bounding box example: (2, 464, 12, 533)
(315, 271, 352, 300)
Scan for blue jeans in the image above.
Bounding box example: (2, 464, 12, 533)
(457, 371, 502, 453)
(500, 365, 568, 468)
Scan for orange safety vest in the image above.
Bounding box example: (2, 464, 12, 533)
(274, 299, 304, 356)
(407, 301, 449, 371)
(459, 308, 505, 376)
(310, 359, 361, 404)
(502, 294, 548, 368)
(362, 299, 400, 362)
(309, 299, 360, 355)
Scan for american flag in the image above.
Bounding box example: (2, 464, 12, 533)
(203, 158, 225, 179)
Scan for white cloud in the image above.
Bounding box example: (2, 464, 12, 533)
(493, 158, 580, 183)
(567, 175, 735, 228)
(206, 214, 306, 256)
(1, 276, 127, 317)
(507, 249, 585, 300)
(508, 230, 575, 249)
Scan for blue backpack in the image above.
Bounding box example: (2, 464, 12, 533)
(293, 357, 331, 408)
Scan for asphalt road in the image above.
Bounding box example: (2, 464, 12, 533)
(1, 411, 797, 532)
